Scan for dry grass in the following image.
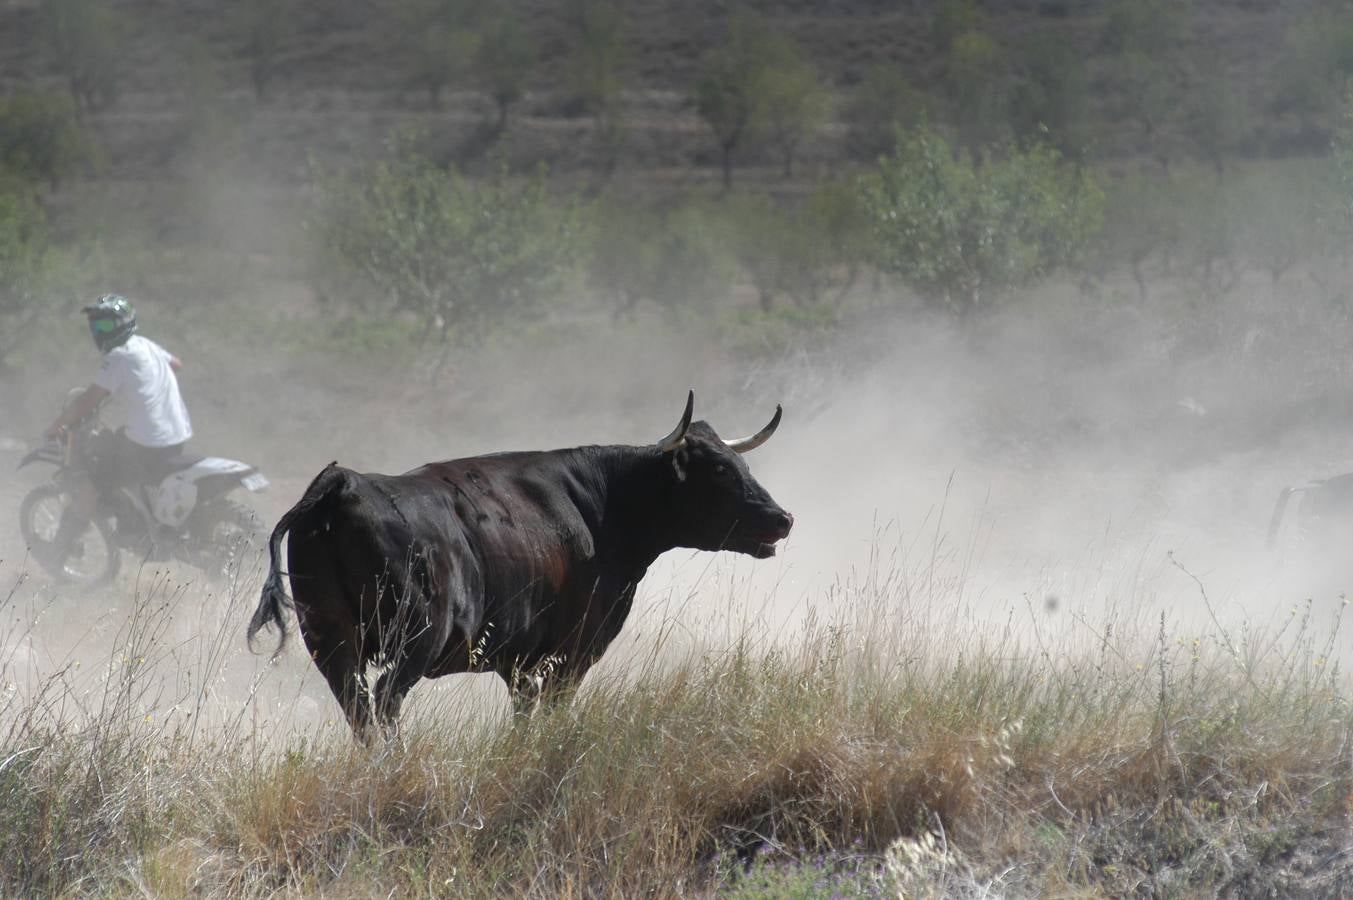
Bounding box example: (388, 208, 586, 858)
(1, 549, 1351, 898)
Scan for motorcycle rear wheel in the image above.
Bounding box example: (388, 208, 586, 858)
(189, 497, 265, 579)
(19, 484, 121, 587)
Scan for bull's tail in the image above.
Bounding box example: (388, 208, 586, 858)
(1266, 485, 1301, 550)
(247, 461, 349, 656)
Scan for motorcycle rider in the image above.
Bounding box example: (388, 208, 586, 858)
(39, 294, 193, 565)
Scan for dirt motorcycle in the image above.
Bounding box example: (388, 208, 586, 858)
(18, 403, 270, 586)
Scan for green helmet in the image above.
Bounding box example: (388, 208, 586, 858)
(82, 293, 137, 352)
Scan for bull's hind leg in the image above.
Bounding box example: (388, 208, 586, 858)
(507, 655, 578, 720)
(301, 629, 374, 740)
(290, 528, 376, 741)
(370, 606, 450, 734)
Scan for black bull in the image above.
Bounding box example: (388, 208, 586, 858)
(246, 393, 793, 737)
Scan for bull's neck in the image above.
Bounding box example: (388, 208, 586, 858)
(565, 444, 675, 570)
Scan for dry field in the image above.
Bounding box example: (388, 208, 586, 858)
(4, 273, 1353, 895)
(3, 0, 1353, 893)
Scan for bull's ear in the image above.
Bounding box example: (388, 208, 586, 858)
(669, 446, 689, 482)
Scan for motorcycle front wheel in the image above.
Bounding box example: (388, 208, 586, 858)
(19, 484, 121, 587)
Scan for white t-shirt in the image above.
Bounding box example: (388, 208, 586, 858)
(93, 335, 193, 448)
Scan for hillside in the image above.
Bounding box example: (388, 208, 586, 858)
(0, 1, 1322, 206)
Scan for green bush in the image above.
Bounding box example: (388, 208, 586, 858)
(0, 90, 94, 189)
(1174, 173, 1243, 301)
(723, 193, 786, 310)
(311, 148, 579, 344)
(792, 181, 873, 308)
(586, 197, 735, 318)
(860, 128, 1103, 316)
(0, 180, 52, 368)
(586, 199, 658, 318)
(723, 184, 870, 312)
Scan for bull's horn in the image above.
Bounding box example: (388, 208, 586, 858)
(725, 405, 782, 453)
(657, 390, 694, 451)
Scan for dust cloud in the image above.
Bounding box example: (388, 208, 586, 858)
(1, 214, 1350, 741)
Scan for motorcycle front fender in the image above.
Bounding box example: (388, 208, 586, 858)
(17, 452, 56, 471)
(17, 441, 65, 471)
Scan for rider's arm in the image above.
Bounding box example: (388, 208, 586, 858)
(44, 384, 110, 440)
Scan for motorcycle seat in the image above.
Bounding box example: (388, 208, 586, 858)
(145, 454, 206, 484)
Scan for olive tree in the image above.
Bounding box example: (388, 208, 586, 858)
(844, 63, 924, 161)
(473, 14, 536, 134)
(237, 0, 295, 101)
(393, 0, 482, 107)
(930, 0, 983, 53)
(1101, 0, 1191, 172)
(39, 0, 122, 114)
(860, 128, 1103, 316)
(312, 150, 579, 344)
(945, 30, 1008, 152)
(0, 90, 94, 189)
(1092, 171, 1181, 300)
(1332, 82, 1353, 236)
(1009, 34, 1090, 159)
(1100, 0, 1191, 55)
(693, 16, 762, 191)
(694, 14, 825, 189)
(1186, 77, 1249, 176)
(747, 37, 828, 178)
(1277, 10, 1353, 130)
(564, 0, 630, 170)
(1235, 169, 1324, 291)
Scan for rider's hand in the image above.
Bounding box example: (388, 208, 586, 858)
(43, 423, 67, 442)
